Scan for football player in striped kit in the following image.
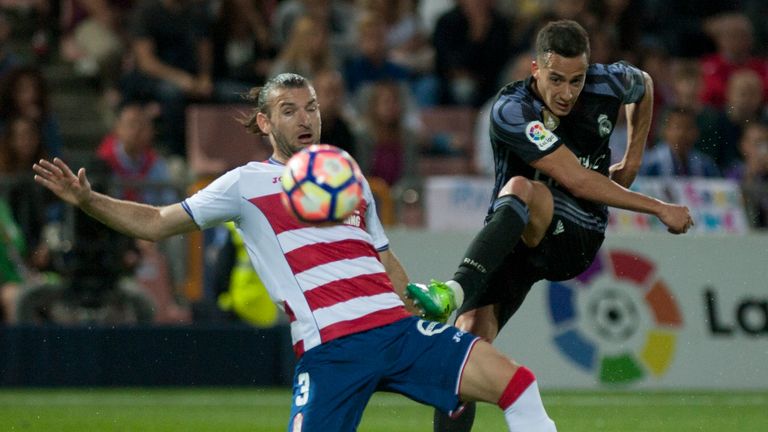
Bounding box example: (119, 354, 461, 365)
(34, 73, 557, 431)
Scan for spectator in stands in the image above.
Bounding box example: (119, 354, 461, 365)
(210, 0, 275, 101)
(640, 107, 721, 178)
(313, 69, 358, 159)
(354, 80, 419, 186)
(588, 0, 641, 64)
(0, 66, 63, 158)
(119, 0, 214, 157)
(58, 0, 130, 85)
(269, 15, 337, 81)
(341, 12, 410, 98)
(358, 0, 438, 107)
(0, 10, 22, 81)
(95, 102, 178, 205)
(432, 0, 513, 107)
(270, 0, 356, 57)
(699, 12, 768, 108)
(0, 196, 27, 324)
(0, 116, 55, 247)
(210, 221, 279, 327)
(94, 102, 188, 323)
(0, 116, 60, 323)
(473, 52, 531, 176)
(702, 69, 768, 172)
(670, 60, 720, 144)
(727, 122, 768, 227)
(726, 122, 768, 181)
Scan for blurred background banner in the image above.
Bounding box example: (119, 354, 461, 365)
(423, 175, 492, 231)
(423, 176, 750, 234)
(608, 177, 750, 234)
(390, 230, 768, 390)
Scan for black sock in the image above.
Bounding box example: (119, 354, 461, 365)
(453, 195, 529, 300)
(433, 402, 476, 432)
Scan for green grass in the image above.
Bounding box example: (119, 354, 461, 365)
(1, 388, 766, 431)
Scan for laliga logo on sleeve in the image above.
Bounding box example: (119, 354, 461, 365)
(526, 121, 558, 151)
(546, 249, 683, 385)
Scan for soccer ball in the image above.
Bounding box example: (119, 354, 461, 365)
(280, 144, 364, 224)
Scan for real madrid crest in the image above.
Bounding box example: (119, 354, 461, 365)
(542, 108, 560, 131)
(598, 114, 612, 137)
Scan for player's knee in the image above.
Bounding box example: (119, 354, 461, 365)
(499, 176, 534, 204)
(456, 311, 499, 342)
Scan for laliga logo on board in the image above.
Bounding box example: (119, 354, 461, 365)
(546, 249, 683, 385)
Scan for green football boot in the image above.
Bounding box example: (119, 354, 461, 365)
(405, 279, 457, 323)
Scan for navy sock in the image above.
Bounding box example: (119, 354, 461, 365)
(453, 195, 529, 300)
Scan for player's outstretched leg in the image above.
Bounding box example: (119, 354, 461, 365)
(460, 340, 556, 432)
(405, 279, 462, 322)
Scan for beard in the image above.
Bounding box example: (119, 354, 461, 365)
(271, 129, 302, 160)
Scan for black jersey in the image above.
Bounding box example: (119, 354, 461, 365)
(488, 61, 646, 219)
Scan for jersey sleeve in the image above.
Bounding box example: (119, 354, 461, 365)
(360, 177, 389, 252)
(489, 94, 562, 163)
(586, 61, 646, 104)
(182, 168, 242, 230)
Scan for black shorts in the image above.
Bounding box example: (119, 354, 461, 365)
(458, 187, 606, 328)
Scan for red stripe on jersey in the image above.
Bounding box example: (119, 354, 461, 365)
(293, 340, 305, 357)
(250, 193, 305, 234)
(303, 272, 394, 310)
(319, 306, 411, 343)
(286, 239, 379, 274)
(284, 302, 296, 322)
(249, 194, 371, 235)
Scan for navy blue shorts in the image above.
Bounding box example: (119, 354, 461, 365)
(287, 316, 480, 432)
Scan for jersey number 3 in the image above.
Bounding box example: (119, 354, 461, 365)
(295, 372, 310, 406)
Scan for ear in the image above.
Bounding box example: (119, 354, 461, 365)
(256, 112, 271, 135)
(531, 60, 540, 79)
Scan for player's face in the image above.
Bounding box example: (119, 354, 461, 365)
(532, 52, 588, 116)
(261, 86, 321, 162)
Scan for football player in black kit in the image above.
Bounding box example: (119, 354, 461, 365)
(406, 20, 695, 431)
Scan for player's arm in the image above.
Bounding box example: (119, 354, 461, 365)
(532, 147, 693, 234)
(611, 71, 654, 188)
(33, 158, 197, 241)
(380, 249, 408, 296)
(380, 249, 420, 315)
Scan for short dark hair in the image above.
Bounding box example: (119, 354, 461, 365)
(535, 20, 590, 61)
(241, 73, 311, 135)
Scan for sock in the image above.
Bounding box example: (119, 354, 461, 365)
(499, 367, 556, 432)
(433, 402, 476, 432)
(453, 195, 529, 300)
(445, 280, 464, 307)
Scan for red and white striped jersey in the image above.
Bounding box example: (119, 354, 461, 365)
(182, 160, 410, 356)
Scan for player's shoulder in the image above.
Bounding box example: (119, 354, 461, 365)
(241, 160, 281, 171)
(584, 61, 646, 100)
(492, 78, 539, 127)
(586, 61, 642, 78)
(210, 161, 283, 190)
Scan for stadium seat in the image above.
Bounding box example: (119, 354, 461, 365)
(185, 104, 273, 178)
(367, 176, 395, 226)
(418, 106, 478, 176)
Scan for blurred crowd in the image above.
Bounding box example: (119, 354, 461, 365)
(1, 0, 768, 327)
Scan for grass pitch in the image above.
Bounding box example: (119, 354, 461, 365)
(2, 388, 766, 431)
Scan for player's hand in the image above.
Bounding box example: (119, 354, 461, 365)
(657, 203, 694, 234)
(32, 158, 92, 207)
